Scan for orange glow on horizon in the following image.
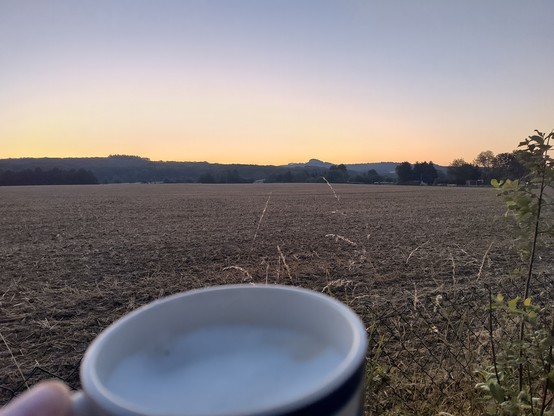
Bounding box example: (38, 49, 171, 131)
(0, 85, 532, 167)
(1, 1, 553, 168)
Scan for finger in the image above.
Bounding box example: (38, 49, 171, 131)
(0, 381, 72, 416)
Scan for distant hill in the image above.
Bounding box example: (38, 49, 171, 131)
(286, 159, 445, 175)
(287, 158, 334, 169)
(0, 156, 445, 184)
(0, 156, 327, 184)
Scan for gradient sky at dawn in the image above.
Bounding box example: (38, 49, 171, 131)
(1, 1, 553, 165)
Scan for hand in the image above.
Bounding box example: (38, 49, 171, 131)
(0, 381, 72, 416)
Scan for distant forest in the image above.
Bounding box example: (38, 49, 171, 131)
(0, 151, 524, 186)
(0, 167, 98, 186)
(0, 155, 395, 186)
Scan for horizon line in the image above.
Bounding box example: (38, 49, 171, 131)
(0, 155, 443, 166)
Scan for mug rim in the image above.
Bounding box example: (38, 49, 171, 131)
(81, 284, 367, 416)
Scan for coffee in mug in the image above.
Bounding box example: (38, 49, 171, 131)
(72, 284, 367, 416)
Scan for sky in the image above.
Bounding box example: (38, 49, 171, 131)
(1, 0, 553, 166)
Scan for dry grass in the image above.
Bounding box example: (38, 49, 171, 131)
(249, 192, 271, 254)
(0, 183, 536, 413)
(0, 332, 28, 390)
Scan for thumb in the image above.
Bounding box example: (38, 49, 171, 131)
(0, 381, 72, 416)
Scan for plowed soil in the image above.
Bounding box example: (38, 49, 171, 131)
(0, 183, 511, 401)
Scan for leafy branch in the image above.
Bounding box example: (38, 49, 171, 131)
(478, 130, 554, 415)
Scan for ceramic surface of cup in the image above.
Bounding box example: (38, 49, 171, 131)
(74, 285, 367, 416)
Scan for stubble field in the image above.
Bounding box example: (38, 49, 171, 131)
(0, 183, 519, 411)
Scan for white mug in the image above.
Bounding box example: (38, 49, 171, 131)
(72, 284, 367, 416)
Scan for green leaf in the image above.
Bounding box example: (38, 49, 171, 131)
(523, 297, 532, 307)
(485, 402, 497, 415)
(489, 382, 505, 402)
(491, 178, 499, 188)
(507, 297, 520, 312)
(496, 293, 504, 302)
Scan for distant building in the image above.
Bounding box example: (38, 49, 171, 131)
(465, 179, 485, 186)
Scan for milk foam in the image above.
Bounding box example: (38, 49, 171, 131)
(104, 325, 343, 415)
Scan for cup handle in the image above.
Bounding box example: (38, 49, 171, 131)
(71, 391, 97, 416)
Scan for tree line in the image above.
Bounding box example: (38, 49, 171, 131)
(0, 168, 99, 186)
(258, 164, 393, 184)
(194, 165, 386, 184)
(195, 152, 524, 185)
(0, 150, 527, 186)
(395, 150, 525, 185)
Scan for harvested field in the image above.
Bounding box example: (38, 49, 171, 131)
(1, 183, 544, 413)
